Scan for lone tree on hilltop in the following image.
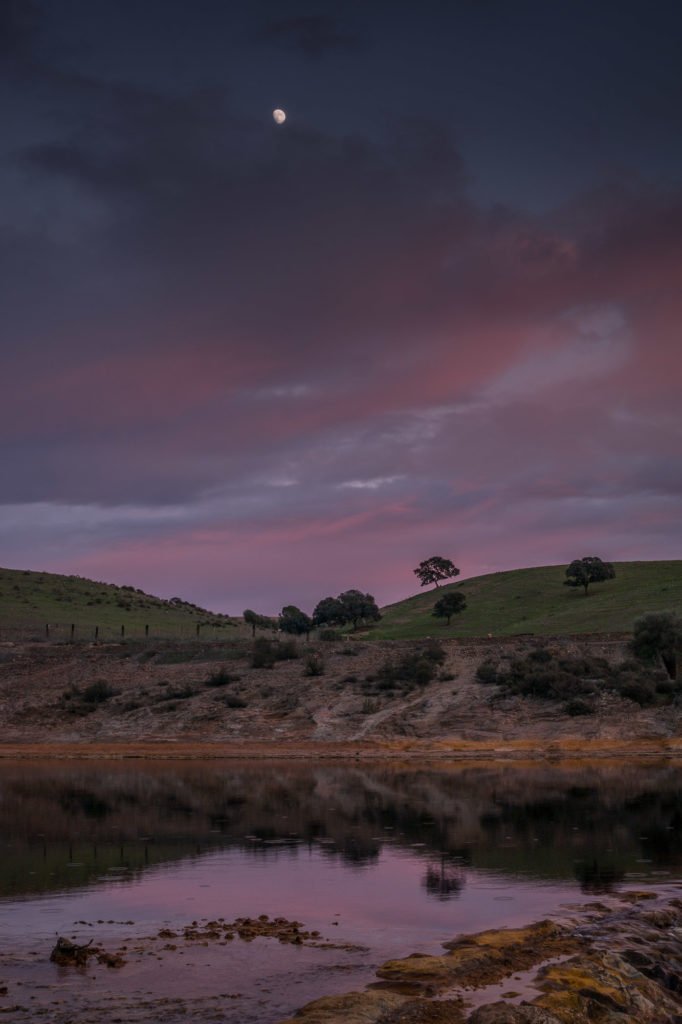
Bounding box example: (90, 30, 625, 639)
(432, 591, 467, 626)
(414, 556, 460, 589)
(564, 556, 615, 596)
(279, 605, 313, 640)
(632, 611, 682, 681)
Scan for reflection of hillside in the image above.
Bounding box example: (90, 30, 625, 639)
(0, 761, 681, 900)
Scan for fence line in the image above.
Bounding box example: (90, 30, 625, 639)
(0, 620, 243, 644)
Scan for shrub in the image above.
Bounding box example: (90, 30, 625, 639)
(618, 679, 657, 706)
(205, 669, 240, 687)
(251, 638, 277, 669)
(565, 698, 595, 716)
(362, 697, 379, 714)
(82, 680, 115, 704)
(219, 694, 247, 709)
(528, 647, 553, 664)
(318, 629, 341, 641)
(277, 639, 300, 661)
(304, 654, 325, 677)
(476, 660, 499, 684)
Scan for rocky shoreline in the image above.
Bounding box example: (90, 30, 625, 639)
(282, 890, 682, 1023)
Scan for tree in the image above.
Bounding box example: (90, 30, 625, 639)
(337, 589, 381, 630)
(312, 596, 348, 628)
(632, 611, 682, 681)
(432, 591, 467, 625)
(279, 605, 313, 640)
(414, 556, 460, 589)
(243, 609, 275, 638)
(564, 556, 615, 596)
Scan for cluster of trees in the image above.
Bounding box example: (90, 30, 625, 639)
(243, 589, 381, 641)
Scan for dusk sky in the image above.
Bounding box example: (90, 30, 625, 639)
(2, 0, 681, 614)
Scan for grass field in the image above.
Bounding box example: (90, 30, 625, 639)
(1, 560, 680, 643)
(373, 560, 682, 639)
(0, 567, 238, 642)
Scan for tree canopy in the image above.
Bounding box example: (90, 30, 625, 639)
(279, 605, 313, 638)
(564, 556, 615, 596)
(312, 590, 381, 630)
(632, 610, 682, 680)
(414, 556, 460, 589)
(243, 608, 276, 637)
(432, 591, 467, 625)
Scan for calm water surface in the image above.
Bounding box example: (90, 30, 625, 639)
(1, 759, 681, 1022)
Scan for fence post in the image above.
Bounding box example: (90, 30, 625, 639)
(121, 624, 125, 639)
(70, 623, 75, 642)
(45, 623, 50, 639)
(95, 625, 99, 642)
(196, 623, 201, 638)
(145, 624, 149, 638)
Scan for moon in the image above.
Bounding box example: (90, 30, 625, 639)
(272, 108, 286, 125)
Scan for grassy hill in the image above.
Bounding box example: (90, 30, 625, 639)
(373, 561, 682, 639)
(0, 567, 238, 642)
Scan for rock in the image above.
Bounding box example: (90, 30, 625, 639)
(469, 1005, 563, 1024)
(49, 936, 94, 966)
(278, 989, 406, 1023)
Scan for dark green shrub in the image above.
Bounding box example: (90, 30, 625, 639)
(251, 637, 277, 669)
(528, 647, 553, 664)
(565, 698, 595, 716)
(618, 679, 657, 706)
(219, 694, 247, 709)
(318, 629, 341, 641)
(205, 669, 240, 687)
(82, 680, 115, 704)
(476, 660, 499, 684)
(304, 654, 325, 677)
(276, 639, 300, 661)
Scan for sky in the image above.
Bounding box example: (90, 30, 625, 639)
(1, 0, 681, 614)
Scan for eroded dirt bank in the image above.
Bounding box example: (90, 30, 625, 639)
(281, 891, 682, 1023)
(0, 635, 680, 757)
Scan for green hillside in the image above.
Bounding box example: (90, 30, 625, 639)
(0, 567, 238, 642)
(374, 561, 682, 639)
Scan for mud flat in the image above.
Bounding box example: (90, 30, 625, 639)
(281, 890, 682, 1023)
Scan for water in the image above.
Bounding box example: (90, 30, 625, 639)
(0, 759, 681, 1022)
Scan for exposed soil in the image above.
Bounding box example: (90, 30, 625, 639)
(0, 635, 680, 758)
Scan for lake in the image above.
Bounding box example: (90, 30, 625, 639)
(0, 758, 680, 1022)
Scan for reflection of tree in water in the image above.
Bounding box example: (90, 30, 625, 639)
(575, 858, 625, 894)
(422, 854, 465, 900)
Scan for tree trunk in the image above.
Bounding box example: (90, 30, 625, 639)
(583, 583, 589, 595)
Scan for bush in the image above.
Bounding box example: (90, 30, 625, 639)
(304, 654, 325, 677)
(318, 629, 341, 641)
(205, 669, 240, 687)
(476, 660, 499, 684)
(218, 694, 247, 709)
(251, 638, 277, 668)
(565, 698, 595, 716)
(528, 647, 553, 664)
(82, 680, 115, 704)
(251, 637, 300, 668)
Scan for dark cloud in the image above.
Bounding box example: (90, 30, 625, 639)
(258, 13, 363, 58)
(0, 0, 38, 59)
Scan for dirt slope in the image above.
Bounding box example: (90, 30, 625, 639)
(0, 636, 680, 756)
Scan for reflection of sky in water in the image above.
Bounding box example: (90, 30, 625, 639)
(0, 761, 681, 1022)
